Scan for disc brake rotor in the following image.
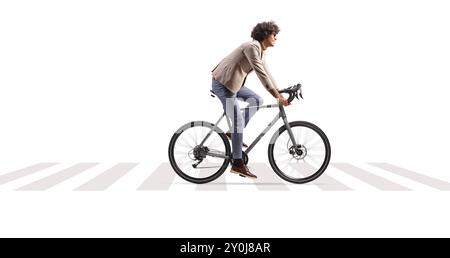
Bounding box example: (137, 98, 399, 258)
(287, 139, 307, 160)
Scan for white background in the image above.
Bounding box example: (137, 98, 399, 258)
(1, 0, 450, 237)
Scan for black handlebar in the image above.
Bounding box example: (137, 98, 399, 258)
(279, 83, 303, 103)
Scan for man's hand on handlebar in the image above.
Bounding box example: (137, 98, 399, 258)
(277, 95, 290, 106)
(269, 88, 291, 106)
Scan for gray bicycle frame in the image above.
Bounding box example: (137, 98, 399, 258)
(199, 103, 297, 160)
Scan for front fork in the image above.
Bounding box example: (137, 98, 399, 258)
(280, 106, 307, 159)
(279, 105, 298, 146)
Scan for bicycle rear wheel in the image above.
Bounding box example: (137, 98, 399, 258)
(268, 121, 331, 184)
(168, 121, 231, 184)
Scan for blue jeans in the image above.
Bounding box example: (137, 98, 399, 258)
(212, 79, 263, 159)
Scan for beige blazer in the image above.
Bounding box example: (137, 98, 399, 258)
(212, 40, 279, 93)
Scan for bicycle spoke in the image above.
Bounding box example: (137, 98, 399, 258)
(200, 126, 211, 146)
(174, 143, 192, 151)
(304, 136, 321, 149)
(273, 152, 292, 161)
(187, 128, 196, 146)
(177, 156, 194, 169)
(200, 127, 206, 144)
(174, 144, 194, 154)
(173, 150, 190, 158)
(307, 151, 325, 158)
(194, 127, 199, 145)
(188, 130, 199, 147)
(296, 126, 301, 144)
(180, 134, 194, 149)
(279, 160, 291, 170)
(277, 134, 289, 145)
(287, 163, 301, 178)
(276, 155, 295, 164)
(274, 145, 289, 153)
(177, 141, 193, 149)
(308, 145, 325, 151)
(207, 137, 223, 149)
(305, 155, 324, 165)
(288, 162, 315, 177)
(304, 128, 312, 144)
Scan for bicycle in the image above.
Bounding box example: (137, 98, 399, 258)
(168, 83, 331, 184)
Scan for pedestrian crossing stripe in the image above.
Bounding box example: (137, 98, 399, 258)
(0, 162, 449, 191)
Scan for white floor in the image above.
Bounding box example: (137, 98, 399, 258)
(1, 162, 450, 237)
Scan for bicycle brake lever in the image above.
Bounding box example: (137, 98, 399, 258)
(298, 84, 303, 99)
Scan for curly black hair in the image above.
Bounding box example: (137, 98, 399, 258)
(251, 21, 280, 42)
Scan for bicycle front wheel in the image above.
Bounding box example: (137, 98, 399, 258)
(168, 121, 231, 184)
(268, 121, 331, 184)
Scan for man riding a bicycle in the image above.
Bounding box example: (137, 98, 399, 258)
(211, 21, 289, 179)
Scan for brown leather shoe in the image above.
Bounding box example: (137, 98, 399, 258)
(225, 133, 249, 148)
(230, 159, 257, 179)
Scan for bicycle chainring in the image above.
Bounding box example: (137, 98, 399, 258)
(230, 151, 249, 165)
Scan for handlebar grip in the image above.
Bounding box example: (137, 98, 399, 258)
(279, 83, 302, 104)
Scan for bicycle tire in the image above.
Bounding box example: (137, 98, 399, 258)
(168, 121, 231, 184)
(268, 121, 331, 184)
